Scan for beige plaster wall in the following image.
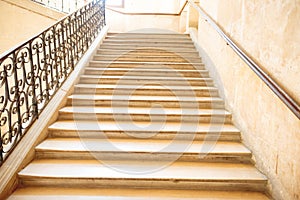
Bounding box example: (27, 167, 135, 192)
(106, 0, 188, 33)
(194, 0, 300, 199)
(0, 0, 65, 54)
(124, 0, 180, 14)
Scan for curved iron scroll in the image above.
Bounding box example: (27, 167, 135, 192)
(0, 0, 106, 165)
(188, 0, 300, 120)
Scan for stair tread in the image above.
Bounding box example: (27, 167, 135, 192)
(49, 121, 239, 133)
(8, 187, 270, 200)
(89, 60, 203, 65)
(59, 106, 230, 115)
(83, 68, 207, 72)
(107, 32, 190, 36)
(99, 46, 196, 50)
(68, 94, 223, 102)
(81, 75, 211, 80)
(36, 138, 250, 155)
(97, 49, 200, 53)
(19, 159, 266, 181)
(75, 84, 217, 90)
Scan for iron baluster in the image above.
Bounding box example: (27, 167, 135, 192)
(0, 0, 105, 165)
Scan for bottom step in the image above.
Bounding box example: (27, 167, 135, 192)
(9, 187, 270, 200)
(18, 159, 267, 191)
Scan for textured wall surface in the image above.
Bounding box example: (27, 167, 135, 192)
(0, 0, 65, 54)
(195, 0, 300, 199)
(106, 0, 187, 33)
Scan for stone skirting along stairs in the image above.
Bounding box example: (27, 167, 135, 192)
(8, 33, 270, 199)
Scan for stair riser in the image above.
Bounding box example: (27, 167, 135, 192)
(83, 70, 209, 78)
(74, 88, 219, 97)
(79, 78, 213, 86)
(104, 39, 194, 43)
(35, 152, 251, 163)
(97, 50, 200, 56)
(101, 42, 195, 47)
(48, 130, 241, 142)
(58, 113, 232, 124)
(92, 56, 202, 63)
(105, 38, 191, 42)
(94, 54, 200, 59)
(103, 42, 195, 46)
(106, 34, 190, 38)
(89, 62, 205, 70)
(19, 178, 266, 192)
(99, 46, 197, 51)
(66, 100, 225, 109)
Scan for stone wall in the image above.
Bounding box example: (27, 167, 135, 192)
(0, 0, 65, 54)
(194, 0, 300, 199)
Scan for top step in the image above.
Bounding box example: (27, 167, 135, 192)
(107, 33, 190, 39)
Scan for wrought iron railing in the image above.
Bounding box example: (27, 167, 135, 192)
(32, 0, 88, 13)
(0, 0, 105, 165)
(188, 0, 300, 119)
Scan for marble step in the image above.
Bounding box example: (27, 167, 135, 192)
(96, 49, 200, 56)
(74, 84, 219, 97)
(107, 32, 191, 38)
(48, 121, 241, 141)
(67, 95, 225, 109)
(104, 36, 193, 41)
(101, 42, 195, 48)
(79, 75, 213, 86)
(18, 159, 267, 191)
(99, 44, 197, 51)
(103, 39, 194, 45)
(88, 61, 205, 70)
(35, 138, 252, 163)
(92, 55, 202, 63)
(58, 106, 232, 124)
(83, 68, 208, 78)
(8, 187, 271, 200)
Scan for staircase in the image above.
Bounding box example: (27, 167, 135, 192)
(8, 33, 269, 199)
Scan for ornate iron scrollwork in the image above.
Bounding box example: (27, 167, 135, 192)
(0, 0, 105, 165)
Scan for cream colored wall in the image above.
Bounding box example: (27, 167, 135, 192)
(0, 0, 65, 54)
(106, 0, 187, 33)
(193, 0, 300, 199)
(124, 0, 179, 14)
(106, 10, 186, 33)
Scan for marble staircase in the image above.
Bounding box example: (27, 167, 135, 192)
(8, 33, 270, 199)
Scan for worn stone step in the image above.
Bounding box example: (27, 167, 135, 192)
(100, 44, 196, 50)
(101, 42, 195, 48)
(8, 187, 271, 200)
(48, 121, 241, 141)
(107, 32, 190, 38)
(18, 159, 267, 191)
(58, 107, 232, 124)
(83, 68, 208, 78)
(96, 49, 200, 56)
(79, 75, 213, 86)
(105, 36, 192, 41)
(105, 34, 192, 41)
(103, 39, 194, 45)
(74, 84, 219, 97)
(88, 61, 205, 70)
(67, 95, 225, 109)
(35, 138, 252, 163)
(92, 55, 202, 63)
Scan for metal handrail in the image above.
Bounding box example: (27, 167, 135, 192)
(188, 0, 300, 119)
(0, 0, 106, 165)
